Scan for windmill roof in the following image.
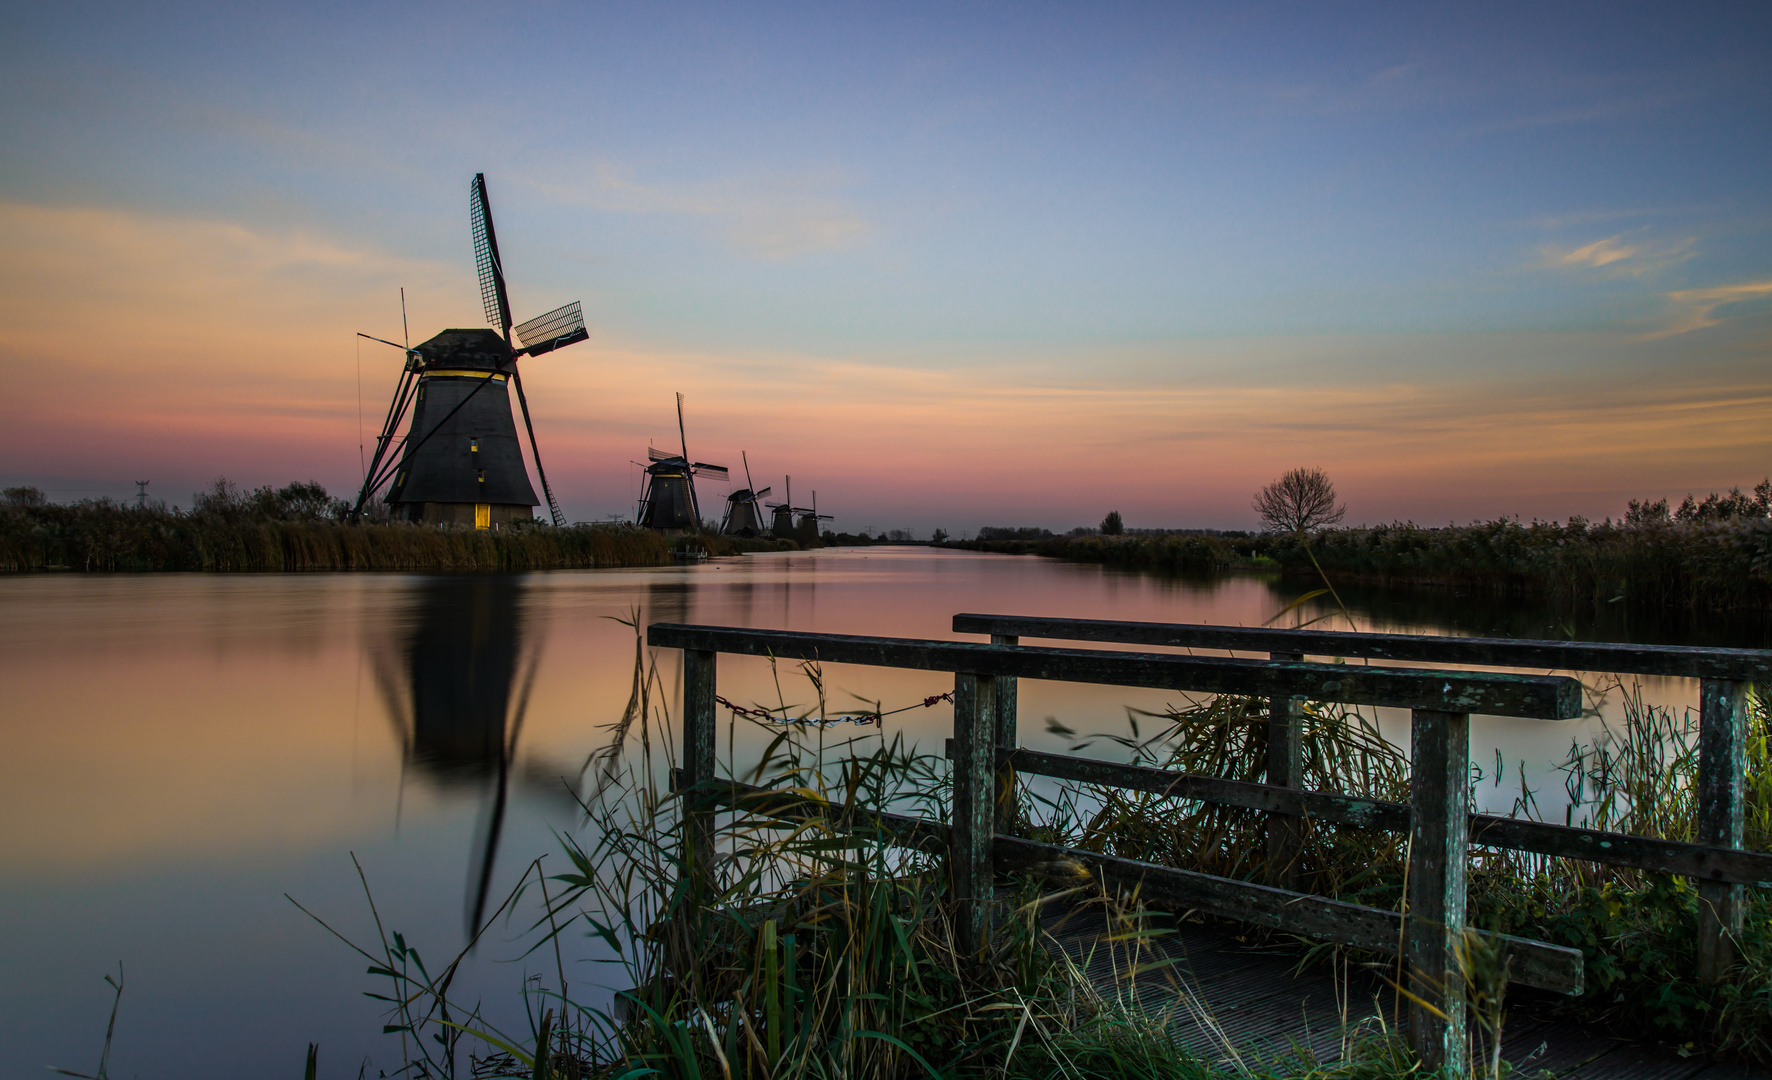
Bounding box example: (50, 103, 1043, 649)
(414, 328, 513, 371)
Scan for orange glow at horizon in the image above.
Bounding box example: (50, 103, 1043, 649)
(3, 200, 1770, 529)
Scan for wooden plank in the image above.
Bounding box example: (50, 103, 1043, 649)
(970, 746, 1772, 885)
(647, 623, 1582, 719)
(1406, 708, 1470, 1075)
(951, 613, 1772, 682)
(992, 633, 1020, 835)
(1465, 816, 1772, 887)
(698, 779, 1583, 995)
(1268, 653, 1305, 891)
(681, 649, 718, 883)
(1696, 678, 1749, 983)
(954, 742, 1414, 830)
(991, 834, 1582, 995)
(951, 672, 996, 957)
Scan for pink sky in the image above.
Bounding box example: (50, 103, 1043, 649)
(2, 201, 1769, 531)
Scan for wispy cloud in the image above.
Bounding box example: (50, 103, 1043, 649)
(531, 164, 874, 262)
(1550, 235, 1639, 268)
(1540, 232, 1694, 278)
(1643, 279, 1772, 339)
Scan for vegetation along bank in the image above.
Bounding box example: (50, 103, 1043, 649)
(0, 481, 795, 573)
(952, 481, 1772, 616)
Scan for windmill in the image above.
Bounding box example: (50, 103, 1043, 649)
(797, 489, 835, 538)
(637, 393, 729, 531)
(766, 474, 797, 537)
(350, 173, 588, 528)
(720, 452, 772, 536)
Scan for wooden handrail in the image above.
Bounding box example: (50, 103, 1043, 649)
(944, 742, 1772, 886)
(951, 613, 1772, 681)
(646, 624, 1582, 720)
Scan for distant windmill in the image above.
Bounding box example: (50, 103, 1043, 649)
(798, 489, 834, 537)
(350, 173, 588, 528)
(720, 452, 772, 536)
(637, 393, 728, 531)
(766, 474, 797, 537)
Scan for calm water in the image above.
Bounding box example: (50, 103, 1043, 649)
(3, 549, 1765, 1078)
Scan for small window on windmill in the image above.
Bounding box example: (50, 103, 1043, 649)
(470, 437, 479, 456)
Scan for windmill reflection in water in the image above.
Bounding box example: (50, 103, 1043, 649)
(370, 577, 574, 940)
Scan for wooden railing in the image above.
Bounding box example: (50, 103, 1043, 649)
(952, 613, 1769, 987)
(647, 619, 1768, 1075)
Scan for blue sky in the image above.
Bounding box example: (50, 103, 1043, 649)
(2, 2, 1768, 528)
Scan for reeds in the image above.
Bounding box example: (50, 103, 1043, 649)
(1254, 517, 1772, 614)
(0, 498, 674, 572)
(959, 534, 1235, 574)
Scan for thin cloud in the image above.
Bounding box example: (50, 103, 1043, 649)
(1539, 233, 1694, 279)
(1642, 279, 1772, 339)
(1550, 235, 1638, 268)
(530, 164, 875, 262)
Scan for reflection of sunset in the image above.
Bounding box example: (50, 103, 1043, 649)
(4, 551, 1717, 875)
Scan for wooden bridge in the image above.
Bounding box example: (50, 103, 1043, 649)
(648, 614, 1771, 1077)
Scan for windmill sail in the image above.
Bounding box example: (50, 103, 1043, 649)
(515, 302, 588, 356)
(470, 174, 512, 335)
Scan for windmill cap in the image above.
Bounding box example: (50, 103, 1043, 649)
(414, 328, 514, 371)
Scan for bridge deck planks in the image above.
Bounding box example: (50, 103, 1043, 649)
(1037, 903, 1742, 1078)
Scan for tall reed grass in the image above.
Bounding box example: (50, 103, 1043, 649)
(956, 534, 1235, 574)
(0, 498, 675, 572)
(1254, 518, 1772, 615)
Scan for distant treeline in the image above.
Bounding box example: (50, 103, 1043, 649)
(951, 532, 1237, 573)
(951, 482, 1772, 615)
(0, 480, 800, 573)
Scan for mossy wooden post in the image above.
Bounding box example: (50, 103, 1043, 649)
(992, 633, 1020, 833)
(1407, 708, 1469, 1077)
(682, 649, 718, 890)
(1266, 652, 1304, 890)
(951, 670, 997, 957)
(1697, 678, 1748, 983)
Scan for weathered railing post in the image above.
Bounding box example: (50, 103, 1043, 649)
(681, 649, 718, 889)
(1266, 652, 1304, 890)
(992, 633, 1020, 833)
(1697, 678, 1748, 982)
(951, 670, 998, 957)
(1407, 708, 1470, 1076)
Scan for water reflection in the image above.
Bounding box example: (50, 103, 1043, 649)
(373, 577, 545, 936)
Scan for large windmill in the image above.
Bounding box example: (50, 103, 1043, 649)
(637, 393, 728, 531)
(351, 173, 587, 528)
(719, 452, 771, 536)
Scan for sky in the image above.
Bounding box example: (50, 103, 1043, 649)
(1, 1, 1769, 532)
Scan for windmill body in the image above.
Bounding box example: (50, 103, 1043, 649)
(385, 329, 538, 527)
(636, 394, 728, 533)
(637, 460, 700, 529)
(769, 503, 795, 536)
(720, 452, 770, 536)
(720, 489, 769, 535)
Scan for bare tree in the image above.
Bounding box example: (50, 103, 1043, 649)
(1252, 467, 1346, 533)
